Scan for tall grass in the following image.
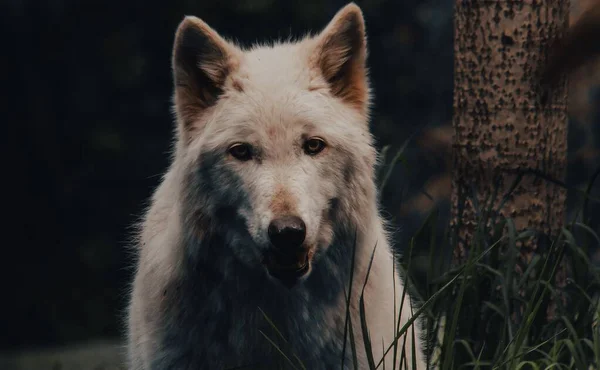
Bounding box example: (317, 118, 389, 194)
(406, 167, 600, 369)
(411, 210, 600, 369)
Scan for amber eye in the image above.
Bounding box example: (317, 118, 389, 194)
(228, 143, 252, 161)
(304, 137, 326, 155)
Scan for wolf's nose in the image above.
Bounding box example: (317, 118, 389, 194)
(268, 216, 306, 250)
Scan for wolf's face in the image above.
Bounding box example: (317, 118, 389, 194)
(173, 3, 376, 287)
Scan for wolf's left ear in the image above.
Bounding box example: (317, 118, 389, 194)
(172, 16, 240, 138)
(313, 3, 369, 114)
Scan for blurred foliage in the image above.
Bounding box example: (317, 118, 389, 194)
(1, 0, 598, 353)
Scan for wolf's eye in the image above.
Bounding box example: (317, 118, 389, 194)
(304, 138, 326, 155)
(228, 143, 252, 161)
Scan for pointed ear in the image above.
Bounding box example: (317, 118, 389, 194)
(314, 3, 369, 114)
(172, 16, 239, 137)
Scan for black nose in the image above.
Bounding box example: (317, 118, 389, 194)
(268, 216, 306, 251)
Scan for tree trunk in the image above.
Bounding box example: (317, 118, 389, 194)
(451, 0, 569, 267)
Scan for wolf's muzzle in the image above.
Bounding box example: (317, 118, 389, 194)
(264, 215, 310, 287)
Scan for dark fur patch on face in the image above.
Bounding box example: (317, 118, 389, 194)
(179, 149, 256, 261)
(189, 150, 248, 208)
(326, 198, 340, 220)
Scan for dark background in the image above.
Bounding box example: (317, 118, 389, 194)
(2, 0, 598, 356)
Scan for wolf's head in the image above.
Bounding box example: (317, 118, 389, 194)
(172, 3, 378, 288)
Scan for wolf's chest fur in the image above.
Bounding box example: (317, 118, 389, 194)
(152, 236, 357, 369)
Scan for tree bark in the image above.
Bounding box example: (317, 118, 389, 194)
(451, 0, 569, 266)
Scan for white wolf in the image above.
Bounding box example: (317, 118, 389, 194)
(126, 3, 427, 369)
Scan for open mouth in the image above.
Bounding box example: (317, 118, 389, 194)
(263, 249, 311, 288)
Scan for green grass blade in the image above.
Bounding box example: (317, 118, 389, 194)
(341, 228, 359, 370)
(359, 241, 379, 369)
(259, 330, 300, 370)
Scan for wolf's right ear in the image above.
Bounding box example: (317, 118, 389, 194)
(172, 16, 239, 137)
(313, 3, 369, 116)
